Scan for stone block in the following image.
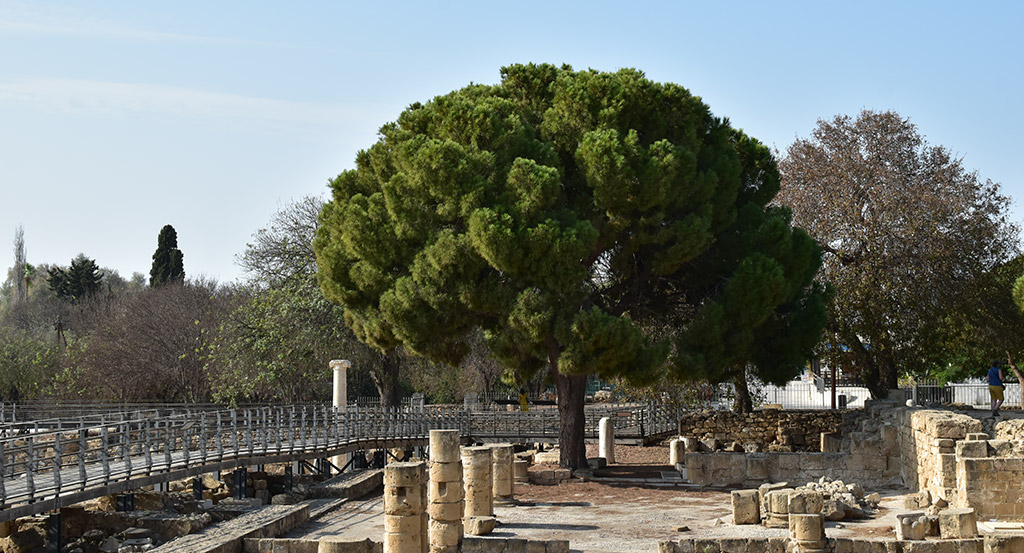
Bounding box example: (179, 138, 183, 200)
(895, 512, 929, 541)
(504, 539, 527, 553)
(745, 456, 768, 482)
(429, 430, 462, 463)
(958, 440, 989, 459)
(731, 489, 760, 524)
(789, 513, 824, 541)
(427, 501, 463, 522)
(384, 462, 425, 487)
(428, 480, 463, 504)
(428, 461, 462, 484)
(692, 538, 720, 553)
(384, 484, 426, 516)
(464, 516, 496, 536)
(383, 532, 421, 553)
(938, 508, 977, 539)
(985, 534, 1024, 553)
(789, 490, 823, 514)
(544, 540, 569, 553)
(657, 541, 678, 553)
(525, 541, 546, 553)
(717, 538, 747, 552)
(460, 537, 484, 553)
(318, 539, 380, 553)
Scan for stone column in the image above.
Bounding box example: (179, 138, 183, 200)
(383, 461, 426, 553)
(427, 430, 463, 553)
(513, 458, 529, 483)
(462, 446, 494, 520)
(490, 444, 514, 504)
(330, 359, 351, 473)
(788, 513, 827, 553)
(669, 438, 685, 466)
(764, 489, 792, 528)
(599, 417, 615, 464)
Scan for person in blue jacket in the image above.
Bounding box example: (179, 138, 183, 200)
(989, 360, 1005, 416)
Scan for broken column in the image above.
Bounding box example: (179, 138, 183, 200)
(669, 438, 685, 466)
(938, 507, 977, 539)
(789, 513, 827, 553)
(895, 512, 929, 541)
(599, 417, 615, 464)
(490, 444, 514, 505)
(731, 489, 760, 525)
(427, 430, 463, 553)
(462, 446, 494, 535)
(513, 458, 529, 483)
(764, 489, 792, 528)
(384, 461, 426, 553)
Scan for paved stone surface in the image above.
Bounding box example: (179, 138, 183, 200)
(150, 503, 309, 553)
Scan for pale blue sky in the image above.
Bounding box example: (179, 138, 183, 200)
(1, 1, 1021, 284)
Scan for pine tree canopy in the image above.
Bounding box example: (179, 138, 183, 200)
(150, 224, 185, 286)
(314, 64, 828, 467)
(47, 253, 104, 302)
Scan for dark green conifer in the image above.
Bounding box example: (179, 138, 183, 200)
(150, 225, 185, 286)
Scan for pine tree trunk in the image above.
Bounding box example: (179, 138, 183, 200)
(554, 371, 588, 470)
(733, 371, 753, 413)
(372, 349, 403, 407)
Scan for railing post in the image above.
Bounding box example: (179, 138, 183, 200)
(164, 424, 172, 471)
(100, 425, 110, 485)
(301, 407, 307, 451)
(182, 420, 191, 468)
(78, 428, 88, 489)
(231, 409, 239, 458)
(54, 432, 63, 496)
(289, 407, 296, 452)
(0, 440, 6, 504)
(275, 408, 282, 452)
(143, 419, 153, 475)
(200, 413, 208, 464)
(245, 409, 253, 456)
(216, 412, 224, 461)
(123, 422, 132, 479)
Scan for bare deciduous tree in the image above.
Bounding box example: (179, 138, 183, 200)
(777, 110, 1019, 397)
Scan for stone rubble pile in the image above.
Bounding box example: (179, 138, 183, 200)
(796, 477, 881, 521)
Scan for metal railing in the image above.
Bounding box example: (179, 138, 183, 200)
(0, 401, 678, 521)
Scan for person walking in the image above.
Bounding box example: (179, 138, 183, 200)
(989, 360, 1005, 416)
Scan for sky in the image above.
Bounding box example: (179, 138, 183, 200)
(1, 1, 1022, 284)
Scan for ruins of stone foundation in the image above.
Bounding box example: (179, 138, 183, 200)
(666, 399, 1024, 553)
(12, 399, 1024, 552)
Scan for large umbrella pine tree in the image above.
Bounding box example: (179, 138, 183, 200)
(314, 64, 828, 469)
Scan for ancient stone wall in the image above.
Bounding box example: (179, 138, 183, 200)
(677, 410, 843, 452)
(897, 409, 981, 504)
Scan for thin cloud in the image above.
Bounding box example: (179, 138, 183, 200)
(0, 78, 366, 125)
(0, 2, 286, 47)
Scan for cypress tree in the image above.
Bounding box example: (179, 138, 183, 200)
(150, 225, 185, 286)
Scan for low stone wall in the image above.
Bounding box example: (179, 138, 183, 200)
(659, 537, 984, 553)
(462, 536, 569, 553)
(243, 538, 381, 553)
(677, 410, 844, 452)
(684, 450, 901, 489)
(898, 408, 981, 504)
